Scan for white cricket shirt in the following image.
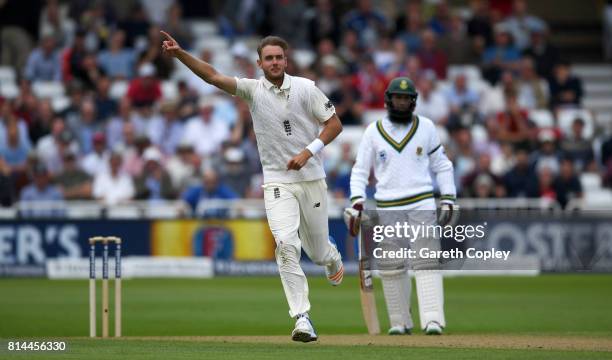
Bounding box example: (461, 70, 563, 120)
(235, 73, 336, 184)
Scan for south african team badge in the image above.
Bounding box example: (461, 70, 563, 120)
(400, 80, 408, 89)
(416, 146, 423, 156)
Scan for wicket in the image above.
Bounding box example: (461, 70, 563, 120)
(89, 236, 122, 338)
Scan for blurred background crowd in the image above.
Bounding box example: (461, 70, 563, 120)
(1, 0, 611, 214)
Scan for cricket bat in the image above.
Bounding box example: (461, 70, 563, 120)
(358, 230, 380, 335)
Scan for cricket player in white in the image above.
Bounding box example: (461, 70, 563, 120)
(161, 32, 343, 342)
(345, 77, 457, 335)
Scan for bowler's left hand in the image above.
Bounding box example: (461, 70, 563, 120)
(286, 149, 313, 171)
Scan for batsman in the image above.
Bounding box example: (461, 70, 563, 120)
(345, 77, 458, 335)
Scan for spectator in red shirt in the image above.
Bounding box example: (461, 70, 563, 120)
(496, 90, 532, 147)
(351, 56, 388, 108)
(127, 63, 162, 108)
(417, 29, 448, 79)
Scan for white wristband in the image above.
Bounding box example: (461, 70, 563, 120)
(306, 138, 325, 155)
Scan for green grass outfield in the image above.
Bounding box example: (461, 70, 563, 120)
(1, 275, 611, 359)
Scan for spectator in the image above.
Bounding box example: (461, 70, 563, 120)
(480, 70, 516, 117)
(438, 14, 481, 65)
(218, 0, 264, 40)
(182, 169, 238, 215)
(0, 157, 17, 207)
(36, 119, 76, 176)
(39, 0, 76, 48)
(77, 52, 106, 91)
(317, 55, 343, 96)
(330, 74, 363, 125)
(0, 118, 31, 174)
(54, 149, 92, 200)
(448, 127, 477, 194)
(166, 142, 201, 193)
(560, 118, 595, 172)
(396, 6, 423, 54)
(428, 0, 453, 35)
(28, 99, 55, 146)
(461, 152, 504, 197)
(538, 166, 557, 202)
(503, 0, 547, 52)
(218, 146, 252, 197)
(415, 74, 449, 125)
(138, 25, 175, 80)
(134, 146, 175, 200)
(337, 29, 363, 73)
(533, 129, 561, 175)
(482, 25, 521, 85)
(466, 0, 493, 46)
(522, 26, 559, 80)
(267, 0, 309, 48)
(161, 2, 193, 49)
(147, 101, 185, 155)
(495, 90, 532, 147)
(343, 0, 389, 48)
(127, 63, 162, 108)
(516, 57, 548, 109)
(351, 56, 388, 108)
(307, 0, 341, 46)
(445, 73, 480, 125)
(92, 151, 135, 206)
(19, 164, 64, 208)
(94, 76, 118, 122)
(69, 99, 101, 154)
(97, 29, 136, 79)
(417, 29, 448, 79)
(122, 135, 150, 178)
(119, 3, 151, 48)
(554, 157, 583, 208)
(503, 147, 539, 197)
(182, 98, 230, 158)
(61, 29, 88, 82)
(490, 141, 516, 177)
(106, 98, 145, 150)
(81, 132, 110, 176)
(548, 61, 583, 109)
(24, 35, 62, 81)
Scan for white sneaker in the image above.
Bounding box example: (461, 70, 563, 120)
(325, 257, 344, 286)
(388, 325, 412, 335)
(425, 321, 442, 335)
(292, 314, 318, 342)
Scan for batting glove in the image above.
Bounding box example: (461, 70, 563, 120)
(343, 198, 364, 237)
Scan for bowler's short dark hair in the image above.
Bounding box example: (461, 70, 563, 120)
(257, 36, 289, 59)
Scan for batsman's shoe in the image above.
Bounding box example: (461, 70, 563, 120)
(425, 321, 442, 335)
(292, 314, 318, 342)
(388, 326, 412, 335)
(325, 257, 344, 286)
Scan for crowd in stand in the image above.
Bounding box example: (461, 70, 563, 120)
(1, 0, 611, 213)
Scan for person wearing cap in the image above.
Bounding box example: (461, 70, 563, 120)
(127, 62, 162, 108)
(54, 149, 92, 200)
(161, 31, 344, 341)
(19, 164, 64, 217)
(165, 142, 200, 193)
(92, 150, 135, 206)
(346, 77, 456, 335)
(147, 101, 184, 155)
(81, 132, 110, 176)
(482, 24, 521, 84)
(134, 146, 176, 200)
(180, 97, 230, 158)
(181, 168, 237, 217)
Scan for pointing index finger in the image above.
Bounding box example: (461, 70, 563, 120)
(160, 30, 174, 42)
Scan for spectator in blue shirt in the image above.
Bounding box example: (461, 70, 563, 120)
(24, 35, 62, 81)
(482, 25, 521, 84)
(97, 30, 136, 80)
(20, 164, 64, 217)
(182, 168, 237, 217)
(343, 0, 389, 48)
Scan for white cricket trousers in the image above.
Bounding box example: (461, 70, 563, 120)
(263, 179, 340, 318)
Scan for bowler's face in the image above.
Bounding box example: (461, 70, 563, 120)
(258, 45, 287, 81)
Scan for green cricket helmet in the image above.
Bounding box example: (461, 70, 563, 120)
(384, 77, 418, 124)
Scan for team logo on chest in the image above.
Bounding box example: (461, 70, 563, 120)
(378, 150, 387, 164)
(416, 146, 423, 156)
